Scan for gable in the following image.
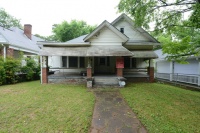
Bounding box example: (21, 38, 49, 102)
(84, 20, 128, 45)
(113, 19, 149, 42)
(89, 27, 125, 45)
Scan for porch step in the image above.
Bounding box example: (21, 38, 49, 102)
(94, 77, 119, 86)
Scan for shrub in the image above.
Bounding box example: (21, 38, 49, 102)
(21, 56, 40, 80)
(4, 57, 21, 84)
(0, 57, 6, 85)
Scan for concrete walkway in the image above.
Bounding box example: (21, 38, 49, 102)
(89, 91, 147, 133)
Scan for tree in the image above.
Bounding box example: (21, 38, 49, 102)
(52, 20, 96, 42)
(118, 0, 200, 61)
(34, 34, 56, 41)
(118, 0, 199, 31)
(0, 8, 22, 28)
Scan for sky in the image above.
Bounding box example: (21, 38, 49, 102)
(0, 0, 121, 36)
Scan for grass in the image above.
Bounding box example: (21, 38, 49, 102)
(0, 81, 95, 133)
(120, 83, 200, 133)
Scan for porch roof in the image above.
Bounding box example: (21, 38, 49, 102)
(39, 45, 133, 57)
(132, 51, 158, 58)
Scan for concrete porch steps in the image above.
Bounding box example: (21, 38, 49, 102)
(93, 76, 119, 86)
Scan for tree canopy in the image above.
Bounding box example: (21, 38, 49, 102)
(118, 0, 200, 61)
(52, 20, 96, 42)
(0, 8, 22, 28)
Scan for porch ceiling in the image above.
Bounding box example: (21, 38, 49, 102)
(39, 45, 133, 57)
(131, 51, 158, 58)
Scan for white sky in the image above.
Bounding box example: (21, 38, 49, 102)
(0, 0, 121, 36)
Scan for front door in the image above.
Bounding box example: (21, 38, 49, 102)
(94, 57, 113, 74)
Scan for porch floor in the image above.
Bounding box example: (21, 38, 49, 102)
(48, 72, 149, 78)
(48, 72, 149, 85)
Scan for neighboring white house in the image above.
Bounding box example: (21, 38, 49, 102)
(38, 14, 160, 86)
(154, 49, 200, 86)
(0, 24, 44, 60)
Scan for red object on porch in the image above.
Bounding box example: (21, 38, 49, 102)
(42, 68, 48, 83)
(87, 67, 92, 78)
(116, 57, 124, 68)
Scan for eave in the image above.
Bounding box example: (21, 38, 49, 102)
(37, 41, 91, 47)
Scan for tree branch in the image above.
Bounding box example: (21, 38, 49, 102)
(152, 1, 196, 11)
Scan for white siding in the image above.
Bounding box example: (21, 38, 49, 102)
(114, 20, 149, 41)
(48, 56, 62, 68)
(174, 59, 198, 74)
(136, 58, 147, 68)
(89, 27, 124, 44)
(156, 61, 170, 73)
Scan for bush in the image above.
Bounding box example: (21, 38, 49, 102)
(0, 57, 6, 85)
(0, 55, 40, 85)
(21, 56, 40, 81)
(4, 57, 21, 84)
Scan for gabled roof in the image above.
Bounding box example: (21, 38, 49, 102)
(83, 20, 128, 42)
(112, 13, 159, 43)
(0, 26, 43, 54)
(67, 34, 88, 43)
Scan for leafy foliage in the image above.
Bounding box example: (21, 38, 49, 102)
(4, 57, 21, 84)
(21, 57, 40, 80)
(118, 0, 200, 61)
(34, 34, 56, 41)
(52, 20, 96, 42)
(118, 0, 199, 31)
(0, 57, 6, 85)
(0, 8, 22, 28)
(0, 55, 40, 85)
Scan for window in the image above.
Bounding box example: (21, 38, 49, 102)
(132, 58, 136, 68)
(62, 56, 84, 68)
(80, 57, 85, 68)
(120, 28, 124, 33)
(124, 57, 130, 68)
(62, 56, 67, 67)
(107, 57, 110, 66)
(124, 57, 137, 68)
(69, 57, 78, 67)
(99, 57, 106, 65)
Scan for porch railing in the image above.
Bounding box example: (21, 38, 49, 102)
(155, 73, 200, 86)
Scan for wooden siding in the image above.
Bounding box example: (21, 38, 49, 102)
(114, 20, 149, 42)
(89, 27, 124, 44)
(156, 61, 171, 73)
(174, 59, 198, 75)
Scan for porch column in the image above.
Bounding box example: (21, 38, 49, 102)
(169, 61, 174, 81)
(116, 57, 124, 77)
(87, 57, 92, 78)
(148, 59, 154, 82)
(198, 59, 200, 86)
(41, 56, 48, 84)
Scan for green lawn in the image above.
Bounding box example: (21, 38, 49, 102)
(0, 81, 95, 133)
(120, 83, 200, 133)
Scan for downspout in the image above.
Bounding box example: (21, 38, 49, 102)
(3, 45, 6, 61)
(40, 56, 43, 84)
(1, 44, 6, 61)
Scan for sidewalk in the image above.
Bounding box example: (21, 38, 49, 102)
(89, 91, 147, 133)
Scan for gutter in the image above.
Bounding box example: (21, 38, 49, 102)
(37, 41, 91, 47)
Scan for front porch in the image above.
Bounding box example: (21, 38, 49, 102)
(46, 64, 152, 87)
